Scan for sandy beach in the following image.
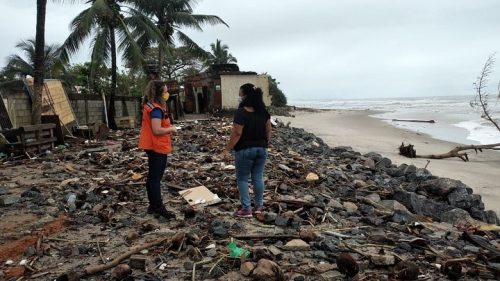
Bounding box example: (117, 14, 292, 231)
(279, 109, 500, 215)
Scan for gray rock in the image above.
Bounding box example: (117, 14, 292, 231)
(0, 187, 8, 195)
(293, 274, 306, 281)
(380, 200, 409, 212)
(485, 210, 499, 225)
(366, 193, 381, 203)
(209, 219, 231, 238)
(441, 208, 475, 225)
(363, 152, 383, 162)
(393, 190, 452, 220)
(415, 168, 432, 180)
(376, 157, 392, 168)
(328, 199, 343, 209)
(206, 248, 217, 257)
(184, 261, 194, 270)
(448, 188, 483, 210)
(0, 195, 20, 206)
(404, 165, 417, 175)
(392, 210, 416, 224)
(387, 168, 403, 178)
(463, 246, 480, 254)
(262, 212, 278, 223)
(275, 216, 289, 227)
(421, 178, 468, 197)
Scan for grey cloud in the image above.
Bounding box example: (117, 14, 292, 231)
(2, 0, 500, 100)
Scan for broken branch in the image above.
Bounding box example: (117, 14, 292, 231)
(399, 142, 500, 161)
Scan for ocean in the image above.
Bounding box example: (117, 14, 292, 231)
(290, 95, 500, 145)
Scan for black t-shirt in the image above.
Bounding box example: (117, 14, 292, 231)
(233, 107, 270, 151)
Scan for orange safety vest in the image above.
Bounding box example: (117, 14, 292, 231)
(138, 102, 173, 154)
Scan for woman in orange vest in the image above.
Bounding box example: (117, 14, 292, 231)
(138, 80, 177, 220)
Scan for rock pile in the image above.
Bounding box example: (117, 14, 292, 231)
(0, 118, 499, 280)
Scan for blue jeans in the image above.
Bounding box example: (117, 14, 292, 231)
(235, 147, 268, 209)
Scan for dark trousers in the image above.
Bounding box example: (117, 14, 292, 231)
(146, 150, 168, 208)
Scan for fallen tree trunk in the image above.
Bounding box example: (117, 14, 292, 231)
(57, 232, 184, 280)
(399, 142, 500, 162)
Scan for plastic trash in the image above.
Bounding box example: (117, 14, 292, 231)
(56, 145, 66, 150)
(66, 193, 77, 212)
(228, 241, 250, 258)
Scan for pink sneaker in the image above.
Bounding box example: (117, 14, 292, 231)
(253, 207, 265, 215)
(234, 208, 253, 218)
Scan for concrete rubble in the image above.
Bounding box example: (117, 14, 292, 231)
(0, 118, 499, 280)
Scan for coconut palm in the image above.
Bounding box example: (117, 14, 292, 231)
(3, 39, 64, 79)
(60, 0, 163, 129)
(32, 0, 48, 125)
(204, 39, 237, 66)
(134, 0, 228, 75)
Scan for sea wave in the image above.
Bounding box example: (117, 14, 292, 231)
(291, 95, 500, 145)
(454, 120, 500, 144)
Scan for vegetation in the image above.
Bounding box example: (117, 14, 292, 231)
(59, 0, 164, 129)
(268, 74, 287, 107)
(472, 54, 500, 133)
(2, 38, 65, 79)
(32, 0, 48, 125)
(135, 0, 228, 75)
(204, 39, 237, 66)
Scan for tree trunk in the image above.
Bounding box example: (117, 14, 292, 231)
(32, 0, 47, 125)
(107, 25, 118, 130)
(158, 45, 163, 78)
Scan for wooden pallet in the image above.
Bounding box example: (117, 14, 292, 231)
(115, 117, 135, 129)
(1, 123, 57, 155)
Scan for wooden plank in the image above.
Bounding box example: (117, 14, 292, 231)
(20, 123, 56, 132)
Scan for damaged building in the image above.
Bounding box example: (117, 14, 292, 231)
(183, 64, 271, 114)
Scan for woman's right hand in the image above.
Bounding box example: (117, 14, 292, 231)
(168, 126, 178, 134)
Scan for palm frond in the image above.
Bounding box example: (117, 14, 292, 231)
(60, 0, 109, 62)
(176, 31, 208, 58)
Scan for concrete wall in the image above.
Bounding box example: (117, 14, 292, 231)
(0, 87, 140, 129)
(67, 94, 141, 125)
(220, 74, 270, 109)
(2, 91, 32, 128)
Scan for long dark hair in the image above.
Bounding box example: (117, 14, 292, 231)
(143, 80, 166, 105)
(239, 83, 266, 112)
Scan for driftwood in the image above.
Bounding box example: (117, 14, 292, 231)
(399, 142, 500, 162)
(233, 234, 300, 240)
(57, 232, 184, 280)
(392, 119, 435, 123)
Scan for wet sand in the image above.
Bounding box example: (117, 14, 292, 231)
(278, 109, 500, 215)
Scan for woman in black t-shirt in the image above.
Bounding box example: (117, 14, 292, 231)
(222, 83, 272, 217)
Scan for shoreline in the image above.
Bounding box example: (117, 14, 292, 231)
(278, 108, 500, 215)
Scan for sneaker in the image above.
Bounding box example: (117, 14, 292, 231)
(154, 206, 176, 220)
(147, 205, 155, 214)
(234, 208, 253, 218)
(253, 207, 265, 215)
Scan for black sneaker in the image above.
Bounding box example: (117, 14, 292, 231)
(147, 205, 155, 214)
(154, 206, 176, 220)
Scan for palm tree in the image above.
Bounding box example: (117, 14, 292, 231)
(3, 39, 64, 79)
(60, 0, 163, 129)
(205, 39, 237, 66)
(134, 0, 228, 76)
(32, 0, 48, 125)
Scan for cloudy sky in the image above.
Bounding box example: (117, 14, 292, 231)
(1, 0, 500, 100)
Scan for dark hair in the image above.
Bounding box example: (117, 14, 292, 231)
(240, 83, 266, 112)
(143, 80, 166, 105)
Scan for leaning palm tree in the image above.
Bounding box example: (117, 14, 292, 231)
(204, 39, 237, 66)
(60, 0, 163, 129)
(3, 39, 64, 79)
(134, 0, 228, 75)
